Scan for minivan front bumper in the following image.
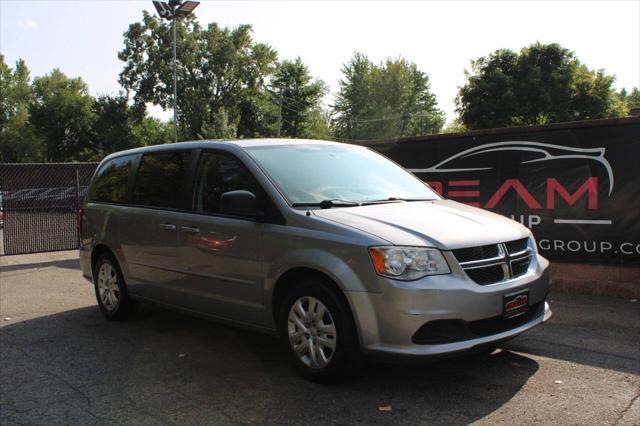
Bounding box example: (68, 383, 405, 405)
(365, 301, 551, 358)
(348, 254, 551, 357)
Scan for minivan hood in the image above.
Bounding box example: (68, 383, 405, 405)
(313, 199, 530, 249)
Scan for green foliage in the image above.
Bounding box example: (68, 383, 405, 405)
(2, 22, 636, 164)
(0, 55, 174, 163)
(89, 95, 173, 159)
(270, 57, 327, 138)
(304, 107, 333, 140)
(332, 53, 444, 140)
(236, 90, 278, 138)
(118, 13, 278, 139)
(132, 116, 173, 147)
(457, 43, 628, 129)
(619, 87, 640, 109)
(332, 53, 371, 139)
(86, 95, 138, 160)
(0, 56, 40, 162)
(443, 118, 468, 134)
(629, 88, 640, 108)
(30, 69, 94, 162)
(198, 107, 237, 139)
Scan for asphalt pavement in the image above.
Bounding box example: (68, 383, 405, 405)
(1, 251, 638, 425)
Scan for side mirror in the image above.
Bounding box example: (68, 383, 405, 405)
(220, 190, 259, 217)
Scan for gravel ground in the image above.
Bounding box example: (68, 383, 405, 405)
(1, 250, 638, 425)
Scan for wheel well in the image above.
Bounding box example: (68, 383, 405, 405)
(271, 267, 355, 325)
(91, 244, 113, 276)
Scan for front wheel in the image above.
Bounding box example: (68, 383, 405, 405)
(279, 279, 362, 382)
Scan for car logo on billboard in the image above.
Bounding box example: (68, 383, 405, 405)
(408, 141, 614, 195)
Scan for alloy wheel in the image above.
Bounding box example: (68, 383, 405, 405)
(287, 296, 337, 369)
(97, 262, 120, 311)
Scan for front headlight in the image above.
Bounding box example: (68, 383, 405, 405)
(369, 246, 451, 280)
(528, 234, 538, 254)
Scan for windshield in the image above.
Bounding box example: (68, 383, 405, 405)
(245, 143, 439, 205)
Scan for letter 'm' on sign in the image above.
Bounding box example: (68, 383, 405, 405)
(485, 179, 542, 209)
(547, 177, 598, 209)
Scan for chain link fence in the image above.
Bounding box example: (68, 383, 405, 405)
(0, 163, 99, 255)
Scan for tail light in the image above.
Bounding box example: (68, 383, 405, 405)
(77, 207, 84, 236)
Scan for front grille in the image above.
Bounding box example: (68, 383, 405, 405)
(451, 244, 500, 263)
(453, 238, 532, 285)
(505, 238, 529, 254)
(465, 265, 506, 285)
(511, 257, 530, 277)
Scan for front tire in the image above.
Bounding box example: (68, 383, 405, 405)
(279, 278, 362, 382)
(93, 253, 134, 320)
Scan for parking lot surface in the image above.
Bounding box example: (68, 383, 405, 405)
(1, 251, 639, 425)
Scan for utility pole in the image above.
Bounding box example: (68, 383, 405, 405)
(172, 11, 178, 144)
(277, 88, 283, 138)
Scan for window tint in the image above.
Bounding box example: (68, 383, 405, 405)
(132, 150, 191, 209)
(87, 155, 135, 203)
(193, 151, 264, 215)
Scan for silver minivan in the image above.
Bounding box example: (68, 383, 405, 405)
(79, 139, 551, 381)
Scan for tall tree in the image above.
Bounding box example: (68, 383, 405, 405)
(29, 69, 94, 162)
(332, 53, 444, 140)
(1, 56, 175, 163)
(620, 87, 640, 109)
(91, 95, 176, 158)
(304, 107, 333, 140)
(269, 57, 326, 138)
(118, 12, 277, 140)
(0, 56, 40, 162)
(89, 95, 152, 160)
(456, 43, 628, 129)
(236, 90, 278, 138)
(132, 116, 173, 147)
(332, 53, 375, 139)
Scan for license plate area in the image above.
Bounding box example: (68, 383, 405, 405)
(503, 290, 529, 320)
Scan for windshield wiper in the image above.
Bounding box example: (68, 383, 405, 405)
(292, 199, 361, 209)
(361, 197, 434, 205)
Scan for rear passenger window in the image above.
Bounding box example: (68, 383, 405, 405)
(132, 150, 191, 209)
(193, 151, 264, 215)
(87, 155, 135, 203)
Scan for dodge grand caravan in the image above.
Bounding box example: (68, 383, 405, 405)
(79, 139, 551, 381)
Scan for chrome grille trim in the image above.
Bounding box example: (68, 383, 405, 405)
(452, 239, 532, 285)
(458, 244, 506, 267)
(461, 260, 509, 270)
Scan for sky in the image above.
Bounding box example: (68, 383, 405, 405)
(1, 0, 639, 124)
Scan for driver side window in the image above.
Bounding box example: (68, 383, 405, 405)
(192, 151, 264, 215)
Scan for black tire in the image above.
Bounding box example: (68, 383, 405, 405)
(278, 277, 363, 383)
(93, 252, 135, 320)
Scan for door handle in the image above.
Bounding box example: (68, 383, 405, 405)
(158, 223, 176, 231)
(181, 226, 200, 234)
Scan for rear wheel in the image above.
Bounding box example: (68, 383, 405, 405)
(279, 278, 362, 382)
(93, 253, 135, 320)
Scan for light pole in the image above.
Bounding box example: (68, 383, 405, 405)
(276, 88, 283, 138)
(152, 0, 200, 143)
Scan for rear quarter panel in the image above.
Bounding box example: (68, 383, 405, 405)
(80, 203, 132, 281)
